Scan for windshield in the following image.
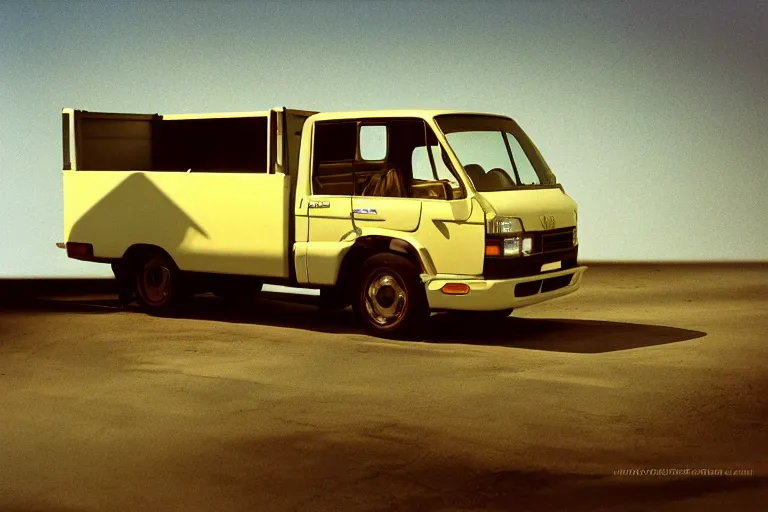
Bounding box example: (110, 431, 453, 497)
(434, 114, 557, 192)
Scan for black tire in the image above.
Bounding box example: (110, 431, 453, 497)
(355, 253, 429, 338)
(133, 251, 183, 315)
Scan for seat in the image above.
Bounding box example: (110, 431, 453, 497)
(361, 168, 406, 197)
(463, 164, 488, 191)
(314, 163, 356, 195)
(486, 168, 516, 189)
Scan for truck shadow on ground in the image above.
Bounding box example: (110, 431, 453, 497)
(7, 290, 707, 354)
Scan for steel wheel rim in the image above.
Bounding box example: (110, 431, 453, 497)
(364, 272, 407, 327)
(141, 263, 171, 305)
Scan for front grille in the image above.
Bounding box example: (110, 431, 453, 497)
(539, 228, 575, 253)
(483, 228, 577, 280)
(483, 247, 579, 280)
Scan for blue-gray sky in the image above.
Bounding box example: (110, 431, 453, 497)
(1, 0, 766, 277)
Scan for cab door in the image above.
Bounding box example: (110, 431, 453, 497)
(350, 123, 421, 233)
(303, 117, 474, 285)
(301, 120, 358, 285)
(411, 135, 486, 276)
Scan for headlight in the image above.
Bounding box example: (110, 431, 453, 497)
(486, 216, 532, 257)
(503, 238, 520, 256)
(522, 236, 533, 255)
(487, 216, 523, 235)
(502, 236, 533, 257)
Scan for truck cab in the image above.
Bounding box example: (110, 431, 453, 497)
(60, 107, 586, 337)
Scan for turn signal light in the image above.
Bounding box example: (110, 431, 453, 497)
(485, 240, 502, 257)
(66, 242, 94, 260)
(441, 283, 470, 295)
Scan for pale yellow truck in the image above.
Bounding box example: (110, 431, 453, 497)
(59, 107, 586, 337)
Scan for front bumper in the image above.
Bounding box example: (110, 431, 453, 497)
(423, 265, 587, 311)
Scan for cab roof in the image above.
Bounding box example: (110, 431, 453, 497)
(306, 109, 511, 122)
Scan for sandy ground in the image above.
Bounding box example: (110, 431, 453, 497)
(0, 264, 766, 512)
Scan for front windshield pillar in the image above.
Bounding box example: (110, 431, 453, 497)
(501, 131, 522, 185)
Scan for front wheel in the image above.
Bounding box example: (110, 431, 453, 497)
(356, 253, 429, 338)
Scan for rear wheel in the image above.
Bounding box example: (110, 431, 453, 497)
(355, 253, 428, 338)
(133, 252, 183, 314)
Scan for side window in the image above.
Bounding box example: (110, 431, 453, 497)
(430, 145, 460, 186)
(311, 118, 465, 199)
(505, 132, 539, 185)
(411, 146, 434, 181)
(312, 121, 357, 195)
(411, 145, 456, 184)
(314, 122, 356, 163)
(359, 125, 387, 160)
(409, 126, 465, 200)
(358, 119, 421, 198)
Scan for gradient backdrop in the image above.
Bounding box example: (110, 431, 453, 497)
(1, 0, 766, 277)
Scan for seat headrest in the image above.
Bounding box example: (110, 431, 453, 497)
(463, 164, 487, 191)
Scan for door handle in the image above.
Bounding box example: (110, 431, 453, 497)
(352, 207, 384, 221)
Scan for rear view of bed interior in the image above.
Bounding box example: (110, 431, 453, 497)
(66, 111, 268, 173)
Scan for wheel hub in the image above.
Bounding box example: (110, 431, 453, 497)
(364, 274, 407, 326)
(375, 286, 396, 308)
(142, 264, 171, 304)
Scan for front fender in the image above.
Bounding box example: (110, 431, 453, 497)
(352, 227, 437, 275)
(298, 228, 438, 287)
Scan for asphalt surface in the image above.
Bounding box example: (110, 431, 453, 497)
(0, 264, 766, 511)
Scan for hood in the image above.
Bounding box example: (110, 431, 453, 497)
(476, 187, 577, 232)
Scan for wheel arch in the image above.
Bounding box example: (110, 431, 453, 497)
(121, 243, 178, 270)
(349, 230, 435, 273)
(335, 235, 430, 300)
